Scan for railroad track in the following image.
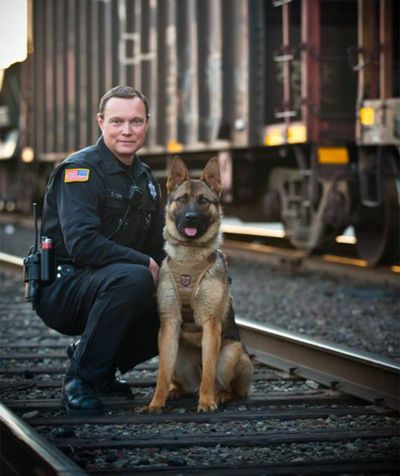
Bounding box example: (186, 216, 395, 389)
(220, 224, 400, 288)
(1, 253, 399, 474)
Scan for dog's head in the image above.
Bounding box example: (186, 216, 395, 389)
(165, 156, 222, 243)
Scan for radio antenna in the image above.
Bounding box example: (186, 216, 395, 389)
(32, 203, 38, 251)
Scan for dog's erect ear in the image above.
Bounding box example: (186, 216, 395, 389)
(167, 156, 190, 193)
(200, 157, 222, 196)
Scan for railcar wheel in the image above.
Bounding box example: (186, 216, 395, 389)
(284, 178, 343, 254)
(354, 176, 400, 266)
(266, 167, 349, 254)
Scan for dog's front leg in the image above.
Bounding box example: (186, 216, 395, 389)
(148, 319, 180, 413)
(198, 319, 221, 412)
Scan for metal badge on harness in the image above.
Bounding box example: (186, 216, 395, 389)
(180, 274, 191, 287)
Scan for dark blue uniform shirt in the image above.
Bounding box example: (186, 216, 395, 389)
(41, 137, 165, 268)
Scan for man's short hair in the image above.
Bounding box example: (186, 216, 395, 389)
(98, 85, 150, 119)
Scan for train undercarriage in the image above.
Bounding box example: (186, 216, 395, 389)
(232, 142, 399, 266)
(0, 0, 399, 266)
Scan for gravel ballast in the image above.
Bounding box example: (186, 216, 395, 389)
(1, 249, 399, 473)
(228, 257, 399, 362)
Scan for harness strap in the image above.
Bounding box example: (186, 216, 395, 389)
(190, 252, 217, 308)
(164, 252, 217, 330)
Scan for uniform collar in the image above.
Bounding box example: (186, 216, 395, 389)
(131, 152, 147, 179)
(96, 136, 146, 178)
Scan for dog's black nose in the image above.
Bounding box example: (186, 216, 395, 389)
(184, 211, 198, 222)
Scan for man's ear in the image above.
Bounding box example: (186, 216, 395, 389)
(97, 114, 104, 132)
(200, 157, 222, 196)
(167, 156, 190, 193)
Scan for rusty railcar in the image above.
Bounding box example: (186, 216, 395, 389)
(0, 0, 399, 265)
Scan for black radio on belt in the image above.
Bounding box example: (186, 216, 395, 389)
(23, 203, 55, 308)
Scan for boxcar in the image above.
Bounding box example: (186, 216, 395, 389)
(0, 0, 399, 265)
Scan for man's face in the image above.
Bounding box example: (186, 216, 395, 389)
(97, 97, 149, 164)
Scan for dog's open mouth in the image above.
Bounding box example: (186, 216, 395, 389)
(177, 217, 210, 240)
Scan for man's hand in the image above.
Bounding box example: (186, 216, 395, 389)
(148, 257, 160, 285)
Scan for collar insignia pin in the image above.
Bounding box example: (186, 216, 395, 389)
(147, 181, 158, 200)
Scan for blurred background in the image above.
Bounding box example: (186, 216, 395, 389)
(0, 0, 399, 266)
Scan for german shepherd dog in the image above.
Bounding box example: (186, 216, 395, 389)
(148, 156, 253, 413)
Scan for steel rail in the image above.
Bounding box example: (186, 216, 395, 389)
(221, 222, 356, 244)
(1, 252, 399, 412)
(0, 251, 85, 472)
(0, 403, 86, 475)
(0, 251, 23, 269)
(237, 317, 400, 411)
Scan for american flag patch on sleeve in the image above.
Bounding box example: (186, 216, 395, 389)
(64, 168, 90, 183)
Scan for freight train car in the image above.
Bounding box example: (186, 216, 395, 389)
(0, 0, 399, 265)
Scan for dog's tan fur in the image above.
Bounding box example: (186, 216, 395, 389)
(148, 156, 253, 413)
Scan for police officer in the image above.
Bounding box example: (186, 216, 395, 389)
(36, 86, 164, 415)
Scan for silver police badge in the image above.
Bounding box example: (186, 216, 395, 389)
(147, 181, 158, 200)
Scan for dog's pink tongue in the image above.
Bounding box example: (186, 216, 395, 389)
(184, 227, 197, 237)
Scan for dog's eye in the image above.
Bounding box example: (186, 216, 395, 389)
(177, 194, 189, 204)
(198, 195, 210, 205)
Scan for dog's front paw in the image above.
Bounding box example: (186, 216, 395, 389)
(197, 398, 218, 412)
(147, 397, 166, 413)
(147, 403, 164, 413)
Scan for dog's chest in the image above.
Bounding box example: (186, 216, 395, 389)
(165, 254, 217, 327)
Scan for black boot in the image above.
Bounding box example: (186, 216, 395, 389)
(62, 377, 104, 416)
(66, 341, 132, 398)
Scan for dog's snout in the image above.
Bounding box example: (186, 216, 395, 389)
(184, 211, 198, 222)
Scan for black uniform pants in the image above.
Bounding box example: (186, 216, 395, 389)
(36, 262, 159, 385)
